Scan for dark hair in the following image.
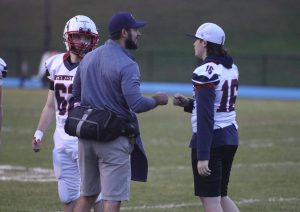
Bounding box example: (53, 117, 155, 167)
(110, 28, 131, 40)
(206, 41, 228, 57)
(110, 31, 122, 40)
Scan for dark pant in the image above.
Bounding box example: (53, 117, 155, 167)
(191, 145, 238, 197)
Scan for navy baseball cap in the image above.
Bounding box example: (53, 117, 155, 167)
(108, 12, 146, 35)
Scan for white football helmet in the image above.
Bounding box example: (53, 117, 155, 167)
(63, 15, 99, 57)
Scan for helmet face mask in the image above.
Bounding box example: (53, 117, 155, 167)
(63, 15, 99, 58)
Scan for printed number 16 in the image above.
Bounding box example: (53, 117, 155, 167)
(217, 79, 238, 112)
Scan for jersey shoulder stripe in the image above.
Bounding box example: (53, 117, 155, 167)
(192, 73, 219, 85)
(192, 62, 221, 85)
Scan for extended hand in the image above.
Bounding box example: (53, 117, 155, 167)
(173, 93, 189, 107)
(152, 92, 168, 105)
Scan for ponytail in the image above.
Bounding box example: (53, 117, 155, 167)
(206, 42, 228, 57)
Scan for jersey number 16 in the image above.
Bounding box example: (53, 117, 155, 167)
(217, 79, 238, 113)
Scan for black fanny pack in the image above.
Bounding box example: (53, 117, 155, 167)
(64, 106, 139, 142)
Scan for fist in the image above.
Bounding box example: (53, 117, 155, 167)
(32, 138, 42, 152)
(152, 92, 168, 106)
(173, 93, 189, 107)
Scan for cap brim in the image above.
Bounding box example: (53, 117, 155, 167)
(131, 21, 146, 28)
(186, 33, 199, 39)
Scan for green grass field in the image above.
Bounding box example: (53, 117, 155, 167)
(0, 88, 300, 212)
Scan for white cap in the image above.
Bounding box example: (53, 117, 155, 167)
(187, 23, 225, 45)
(0, 57, 7, 72)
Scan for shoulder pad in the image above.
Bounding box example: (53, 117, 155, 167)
(45, 53, 64, 70)
(45, 53, 65, 78)
(192, 63, 220, 85)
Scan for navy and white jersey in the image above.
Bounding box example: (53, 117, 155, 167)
(45, 53, 79, 129)
(0, 57, 7, 86)
(191, 57, 239, 133)
(189, 56, 239, 160)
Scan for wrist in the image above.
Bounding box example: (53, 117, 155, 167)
(74, 102, 81, 107)
(34, 130, 44, 141)
(152, 97, 158, 106)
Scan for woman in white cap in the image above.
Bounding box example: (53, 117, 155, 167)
(174, 23, 239, 212)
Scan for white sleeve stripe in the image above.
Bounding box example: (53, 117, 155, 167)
(192, 79, 220, 84)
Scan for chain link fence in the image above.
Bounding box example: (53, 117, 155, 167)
(1, 48, 299, 87)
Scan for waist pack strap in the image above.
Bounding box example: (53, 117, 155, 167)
(76, 108, 93, 137)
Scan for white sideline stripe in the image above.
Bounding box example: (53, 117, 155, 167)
(120, 197, 300, 210)
(240, 137, 296, 143)
(50, 197, 300, 211)
(121, 203, 199, 210)
(148, 161, 300, 171)
(234, 161, 300, 168)
(0, 165, 56, 182)
(1, 126, 31, 134)
(1, 162, 300, 182)
(249, 143, 273, 148)
(239, 137, 297, 148)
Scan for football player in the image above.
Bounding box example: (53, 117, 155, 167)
(0, 57, 7, 132)
(174, 23, 239, 212)
(31, 15, 103, 212)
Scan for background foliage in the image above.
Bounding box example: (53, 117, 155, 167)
(0, 0, 300, 86)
